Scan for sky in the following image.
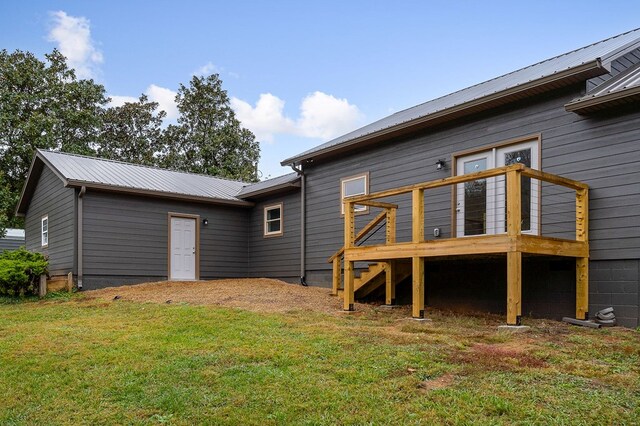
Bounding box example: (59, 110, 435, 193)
(1, 1, 639, 179)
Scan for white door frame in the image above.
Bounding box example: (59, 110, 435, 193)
(455, 138, 540, 237)
(168, 212, 200, 280)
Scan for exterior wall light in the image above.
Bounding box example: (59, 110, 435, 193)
(435, 159, 446, 171)
(202, 218, 209, 226)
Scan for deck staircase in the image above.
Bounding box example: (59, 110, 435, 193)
(334, 261, 412, 299)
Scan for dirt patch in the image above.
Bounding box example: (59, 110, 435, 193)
(451, 342, 548, 371)
(418, 373, 456, 391)
(85, 278, 372, 315)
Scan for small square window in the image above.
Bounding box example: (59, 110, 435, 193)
(264, 204, 283, 237)
(41, 216, 49, 247)
(340, 173, 369, 214)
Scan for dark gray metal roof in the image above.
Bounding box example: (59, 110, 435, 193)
(237, 172, 300, 198)
(282, 28, 640, 166)
(35, 150, 251, 205)
(566, 62, 640, 113)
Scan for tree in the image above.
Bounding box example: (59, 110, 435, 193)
(99, 95, 165, 166)
(161, 74, 260, 182)
(0, 49, 107, 224)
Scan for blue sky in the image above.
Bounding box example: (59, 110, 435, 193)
(2, 1, 639, 179)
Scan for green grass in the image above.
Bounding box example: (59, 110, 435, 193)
(0, 297, 639, 425)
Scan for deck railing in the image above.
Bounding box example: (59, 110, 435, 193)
(336, 163, 589, 325)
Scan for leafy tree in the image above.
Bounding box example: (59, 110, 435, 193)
(0, 49, 107, 223)
(99, 95, 165, 166)
(0, 174, 11, 237)
(161, 74, 259, 182)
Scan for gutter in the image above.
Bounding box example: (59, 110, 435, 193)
(289, 163, 307, 286)
(77, 186, 86, 289)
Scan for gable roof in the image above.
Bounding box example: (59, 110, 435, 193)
(282, 28, 640, 166)
(237, 172, 300, 198)
(17, 150, 253, 215)
(565, 62, 640, 113)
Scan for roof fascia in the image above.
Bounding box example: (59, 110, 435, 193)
(15, 151, 69, 216)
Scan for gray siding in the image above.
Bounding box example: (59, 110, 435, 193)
(304, 86, 640, 285)
(247, 191, 301, 282)
(24, 166, 76, 275)
(82, 190, 249, 289)
(0, 237, 24, 252)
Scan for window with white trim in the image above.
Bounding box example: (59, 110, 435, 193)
(341, 173, 369, 214)
(41, 215, 49, 247)
(264, 203, 283, 237)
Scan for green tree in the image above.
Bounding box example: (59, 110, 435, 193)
(161, 74, 259, 182)
(0, 49, 107, 224)
(99, 94, 165, 166)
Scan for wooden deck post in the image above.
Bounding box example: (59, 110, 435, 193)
(412, 256, 425, 318)
(332, 257, 341, 296)
(412, 189, 425, 318)
(507, 252, 522, 325)
(343, 200, 355, 311)
(385, 261, 396, 305)
(506, 170, 522, 325)
(386, 207, 396, 244)
(576, 188, 589, 319)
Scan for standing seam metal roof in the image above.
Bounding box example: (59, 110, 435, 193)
(38, 150, 249, 202)
(281, 28, 640, 165)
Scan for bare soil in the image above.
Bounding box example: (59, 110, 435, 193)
(86, 278, 372, 314)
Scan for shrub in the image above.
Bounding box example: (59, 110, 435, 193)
(0, 248, 48, 296)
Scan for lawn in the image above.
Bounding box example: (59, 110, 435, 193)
(0, 288, 639, 425)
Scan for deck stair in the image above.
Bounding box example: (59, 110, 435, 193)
(353, 262, 412, 298)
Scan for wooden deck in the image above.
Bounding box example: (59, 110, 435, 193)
(332, 164, 589, 325)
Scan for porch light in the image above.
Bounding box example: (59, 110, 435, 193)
(435, 159, 446, 171)
(202, 218, 209, 226)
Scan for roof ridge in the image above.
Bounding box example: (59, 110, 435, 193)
(38, 149, 250, 185)
(389, 27, 640, 117)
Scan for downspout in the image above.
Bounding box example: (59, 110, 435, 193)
(77, 186, 86, 289)
(289, 163, 307, 286)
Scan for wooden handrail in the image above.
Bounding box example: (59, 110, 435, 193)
(328, 210, 388, 263)
(521, 168, 588, 190)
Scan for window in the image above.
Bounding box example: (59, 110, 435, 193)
(264, 203, 283, 237)
(340, 173, 369, 215)
(455, 138, 539, 237)
(41, 216, 49, 247)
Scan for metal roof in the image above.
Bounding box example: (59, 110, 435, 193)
(17, 151, 253, 211)
(237, 172, 300, 198)
(3, 229, 25, 240)
(566, 62, 640, 113)
(282, 28, 640, 166)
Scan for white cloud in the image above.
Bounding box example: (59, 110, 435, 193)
(230, 94, 295, 143)
(107, 85, 178, 120)
(231, 91, 362, 143)
(192, 61, 220, 76)
(47, 11, 103, 79)
(107, 95, 138, 108)
(146, 85, 178, 120)
(298, 91, 362, 139)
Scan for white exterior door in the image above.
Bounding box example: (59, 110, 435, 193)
(170, 217, 197, 280)
(456, 140, 539, 237)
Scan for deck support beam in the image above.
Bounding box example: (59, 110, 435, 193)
(332, 257, 341, 296)
(575, 188, 589, 320)
(507, 251, 522, 325)
(385, 261, 396, 305)
(412, 256, 425, 318)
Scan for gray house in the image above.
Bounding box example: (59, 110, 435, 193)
(0, 229, 25, 252)
(17, 28, 640, 327)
